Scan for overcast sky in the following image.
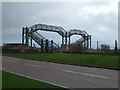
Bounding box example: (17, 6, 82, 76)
(2, 1, 118, 49)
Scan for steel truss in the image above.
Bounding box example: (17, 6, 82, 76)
(22, 24, 91, 51)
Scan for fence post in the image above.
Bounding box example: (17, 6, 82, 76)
(97, 41, 99, 53)
(115, 40, 118, 52)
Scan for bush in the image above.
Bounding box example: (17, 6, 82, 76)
(70, 40, 87, 53)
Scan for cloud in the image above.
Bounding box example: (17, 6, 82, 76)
(0, 2, 2, 46)
(2, 2, 118, 49)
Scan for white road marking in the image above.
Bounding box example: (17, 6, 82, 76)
(5, 59, 117, 81)
(24, 63, 118, 80)
(3, 70, 69, 88)
(62, 70, 117, 80)
(27, 64, 47, 69)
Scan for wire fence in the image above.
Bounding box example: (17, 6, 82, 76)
(91, 40, 117, 50)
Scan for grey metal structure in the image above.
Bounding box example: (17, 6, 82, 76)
(67, 29, 91, 49)
(29, 24, 66, 36)
(22, 26, 59, 52)
(22, 23, 91, 52)
(28, 24, 67, 46)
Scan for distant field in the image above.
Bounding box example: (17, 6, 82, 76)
(3, 53, 119, 68)
(2, 71, 61, 88)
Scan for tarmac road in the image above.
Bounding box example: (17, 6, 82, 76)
(2, 56, 119, 88)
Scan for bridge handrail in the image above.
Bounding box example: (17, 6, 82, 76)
(31, 31, 59, 48)
(53, 42, 59, 48)
(33, 32, 46, 40)
(28, 24, 66, 36)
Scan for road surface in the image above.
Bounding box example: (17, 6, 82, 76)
(2, 56, 118, 88)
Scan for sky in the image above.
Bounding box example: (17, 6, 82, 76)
(2, 0, 119, 49)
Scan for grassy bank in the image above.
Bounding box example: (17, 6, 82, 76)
(2, 71, 61, 88)
(3, 53, 119, 68)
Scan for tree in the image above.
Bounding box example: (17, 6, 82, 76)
(100, 44, 110, 52)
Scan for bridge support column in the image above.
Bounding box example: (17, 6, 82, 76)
(83, 35, 86, 48)
(90, 35, 91, 49)
(51, 40, 53, 52)
(25, 27, 29, 46)
(51, 40, 53, 48)
(65, 32, 67, 45)
(41, 39, 43, 52)
(45, 39, 49, 52)
(87, 35, 89, 49)
(22, 27, 25, 44)
(69, 32, 71, 50)
(65, 32, 68, 50)
(62, 36, 64, 45)
(30, 28, 33, 47)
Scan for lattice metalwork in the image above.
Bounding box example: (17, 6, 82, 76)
(68, 29, 88, 37)
(28, 24, 66, 37)
(22, 23, 91, 52)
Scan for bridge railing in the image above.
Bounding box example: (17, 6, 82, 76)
(53, 42, 59, 48)
(33, 32, 46, 40)
(32, 31, 59, 48)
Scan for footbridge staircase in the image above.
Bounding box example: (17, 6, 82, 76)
(22, 27, 59, 52)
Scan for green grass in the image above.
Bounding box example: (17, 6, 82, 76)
(3, 53, 119, 68)
(0, 70, 2, 89)
(2, 71, 61, 88)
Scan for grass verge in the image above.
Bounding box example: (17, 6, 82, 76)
(3, 53, 119, 68)
(2, 71, 62, 88)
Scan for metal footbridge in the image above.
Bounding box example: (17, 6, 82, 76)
(22, 26, 59, 52)
(22, 23, 91, 52)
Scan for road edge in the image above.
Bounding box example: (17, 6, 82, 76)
(2, 55, 120, 71)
